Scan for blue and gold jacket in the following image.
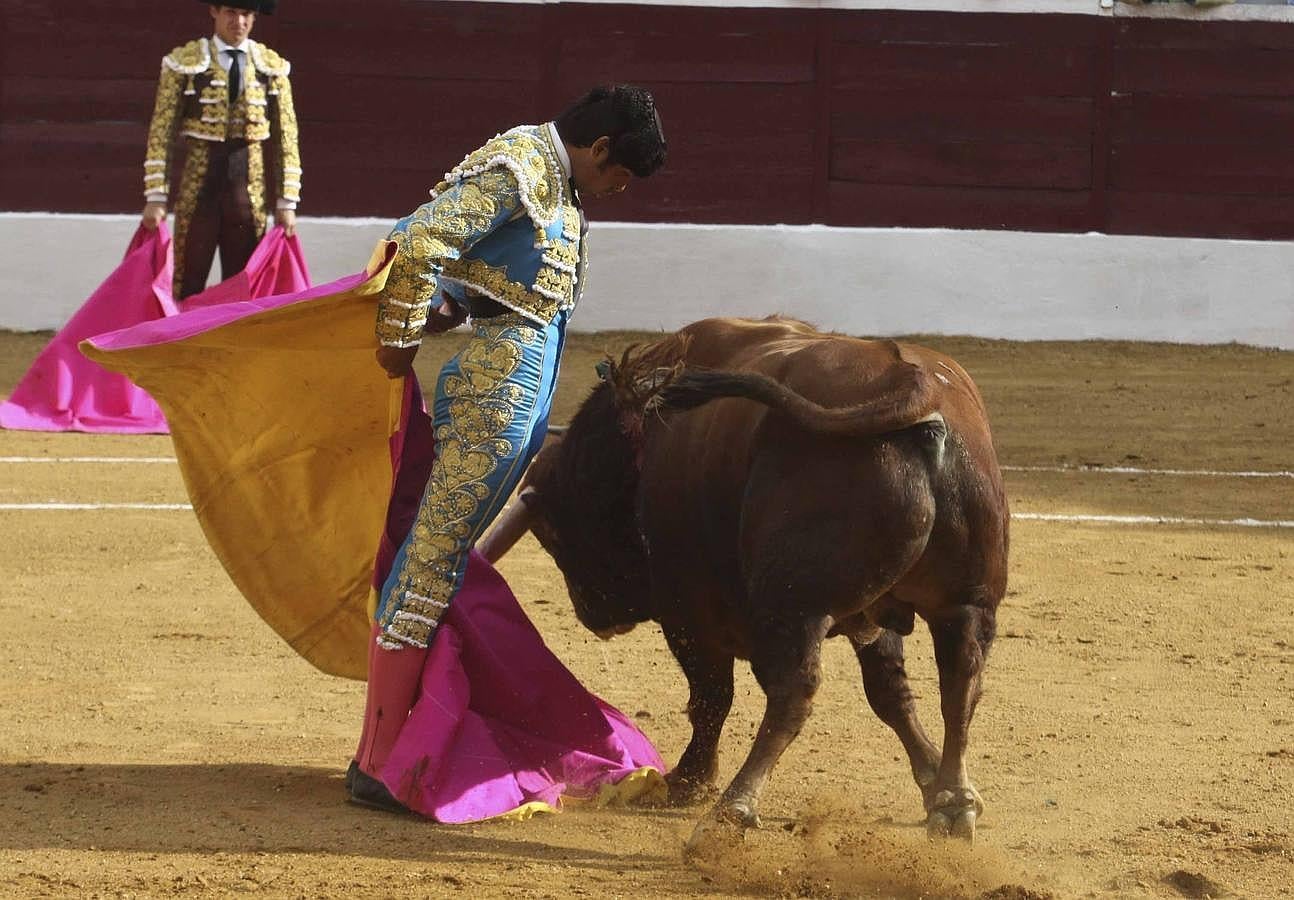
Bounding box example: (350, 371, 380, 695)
(376, 124, 586, 348)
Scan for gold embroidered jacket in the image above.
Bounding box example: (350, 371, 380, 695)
(376, 125, 585, 348)
(143, 37, 302, 204)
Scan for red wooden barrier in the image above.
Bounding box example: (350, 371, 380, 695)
(2, 1, 1292, 239)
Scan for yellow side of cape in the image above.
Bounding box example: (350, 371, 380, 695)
(83, 243, 400, 679)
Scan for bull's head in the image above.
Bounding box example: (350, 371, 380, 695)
(479, 337, 693, 638)
(480, 385, 653, 638)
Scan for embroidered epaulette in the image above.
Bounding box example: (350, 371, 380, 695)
(431, 127, 566, 242)
(250, 41, 291, 77)
(162, 38, 212, 75)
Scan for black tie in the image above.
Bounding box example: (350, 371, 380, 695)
(227, 48, 243, 103)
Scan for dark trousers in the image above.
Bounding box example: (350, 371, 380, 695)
(177, 141, 261, 299)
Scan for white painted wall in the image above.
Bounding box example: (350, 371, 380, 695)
(2, 213, 1291, 349)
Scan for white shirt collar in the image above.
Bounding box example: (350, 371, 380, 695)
(546, 122, 572, 182)
(213, 34, 251, 55)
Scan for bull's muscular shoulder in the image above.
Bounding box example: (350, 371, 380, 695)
(677, 316, 827, 368)
(162, 38, 212, 74)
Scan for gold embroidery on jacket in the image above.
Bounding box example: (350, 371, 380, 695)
(143, 38, 300, 202)
(246, 141, 268, 236)
(376, 170, 520, 347)
(375, 128, 584, 348)
(380, 316, 541, 647)
(171, 141, 211, 296)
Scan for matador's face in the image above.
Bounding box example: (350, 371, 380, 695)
(571, 137, 635, 201)
(211, 6, 256, 45)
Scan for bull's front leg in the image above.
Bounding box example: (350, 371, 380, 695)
(686, 613, 831, 856)
(927, 603, 996, 841)
(662, 626, 734, 805)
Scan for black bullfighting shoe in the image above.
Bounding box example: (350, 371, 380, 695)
(347, 763, 409, 815)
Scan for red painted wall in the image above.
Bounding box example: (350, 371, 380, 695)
(3, 1, 1293, 238)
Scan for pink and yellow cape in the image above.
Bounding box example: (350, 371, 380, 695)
(1, 224, 309, 433)
(82, 242, 666, 823)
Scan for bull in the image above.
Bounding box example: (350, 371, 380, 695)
(481, 316, 1010, 852)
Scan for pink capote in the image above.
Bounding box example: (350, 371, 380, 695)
(182, 226, 311, 311)
(0, 224, 310, 433)
(374, 376, 666, 822)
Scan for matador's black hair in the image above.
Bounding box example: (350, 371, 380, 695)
(555, 85, 667, 178)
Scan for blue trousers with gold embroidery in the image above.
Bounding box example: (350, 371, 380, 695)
(375, 311, 565, 648)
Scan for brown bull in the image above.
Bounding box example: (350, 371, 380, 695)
(481, 316, 1009, 852)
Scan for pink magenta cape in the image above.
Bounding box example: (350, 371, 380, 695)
(81, 242, 666, 822)
(1, 224, 309, 433)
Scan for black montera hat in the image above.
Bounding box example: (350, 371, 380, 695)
(199, 1, 278, 14)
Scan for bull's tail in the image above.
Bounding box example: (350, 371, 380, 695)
(656, 362, 941, 438)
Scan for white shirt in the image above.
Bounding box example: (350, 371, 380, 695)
(546, 121, 573, 183)
(546, 120, 580, 209)
(211, 34, 250, 92)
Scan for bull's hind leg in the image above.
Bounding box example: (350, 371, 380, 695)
(685, 613, 831, 855)
(926, 602, 997, 841)
(851, 629, 941, 808)
(662, 626, 735, 805)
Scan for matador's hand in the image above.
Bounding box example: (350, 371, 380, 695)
(275, 208, 297, 237)
(376, 344, 419, 379)
(424, 300, 468, 334)
(141, 202, 167, 230)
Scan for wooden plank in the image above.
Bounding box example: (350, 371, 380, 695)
(0, 123, 145, 168)
(1113, 47, 1294, 98)
(1089, 18, 1114, 236)
(812, 16, 832, 223)
(601, 172, 814, 225)
(302, 116, 814, 177)
(2, 77, 158, 123)
(831, 139, 1090, 190)
(826, 10, 1104, 46)
(306, 167, 814, 224)
(832, 44, 1097, 98)
(1111, 95, 1294, 145)
(831, 93, 1093, 142)
(550, 1, 814, 86)
(825, 181, 1092, 231)
(0, 165, 137, 214)
(555, 34, 815, 85)
(1115, 18, 1294, 53)
(2, 27, 181, 79)
(292, 77, 536, 128)
(547, 81, 817, 146)
(1107, 190, 1294, 240)
(1109, 143, 1294, 196)
(283, 15, 545, 80)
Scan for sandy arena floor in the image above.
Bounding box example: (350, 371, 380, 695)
(1, 329, 1291, 899)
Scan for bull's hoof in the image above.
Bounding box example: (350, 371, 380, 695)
(926, 810, 953, 839)
(683, 804, 751, 861)
(925, 787, 981, 843)
(951, 809, 977, 842)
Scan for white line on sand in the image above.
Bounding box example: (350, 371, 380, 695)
(4, 458, 1291, 479)
(1002, 464, 1292, 479)
(1, 504, 1290, 528)
(1013, 512, 1294, 529)
(0, 457, 177, 463)
(0, 503, 192, 510)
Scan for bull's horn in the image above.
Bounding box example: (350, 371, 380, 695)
(477, 489, 538, 563)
